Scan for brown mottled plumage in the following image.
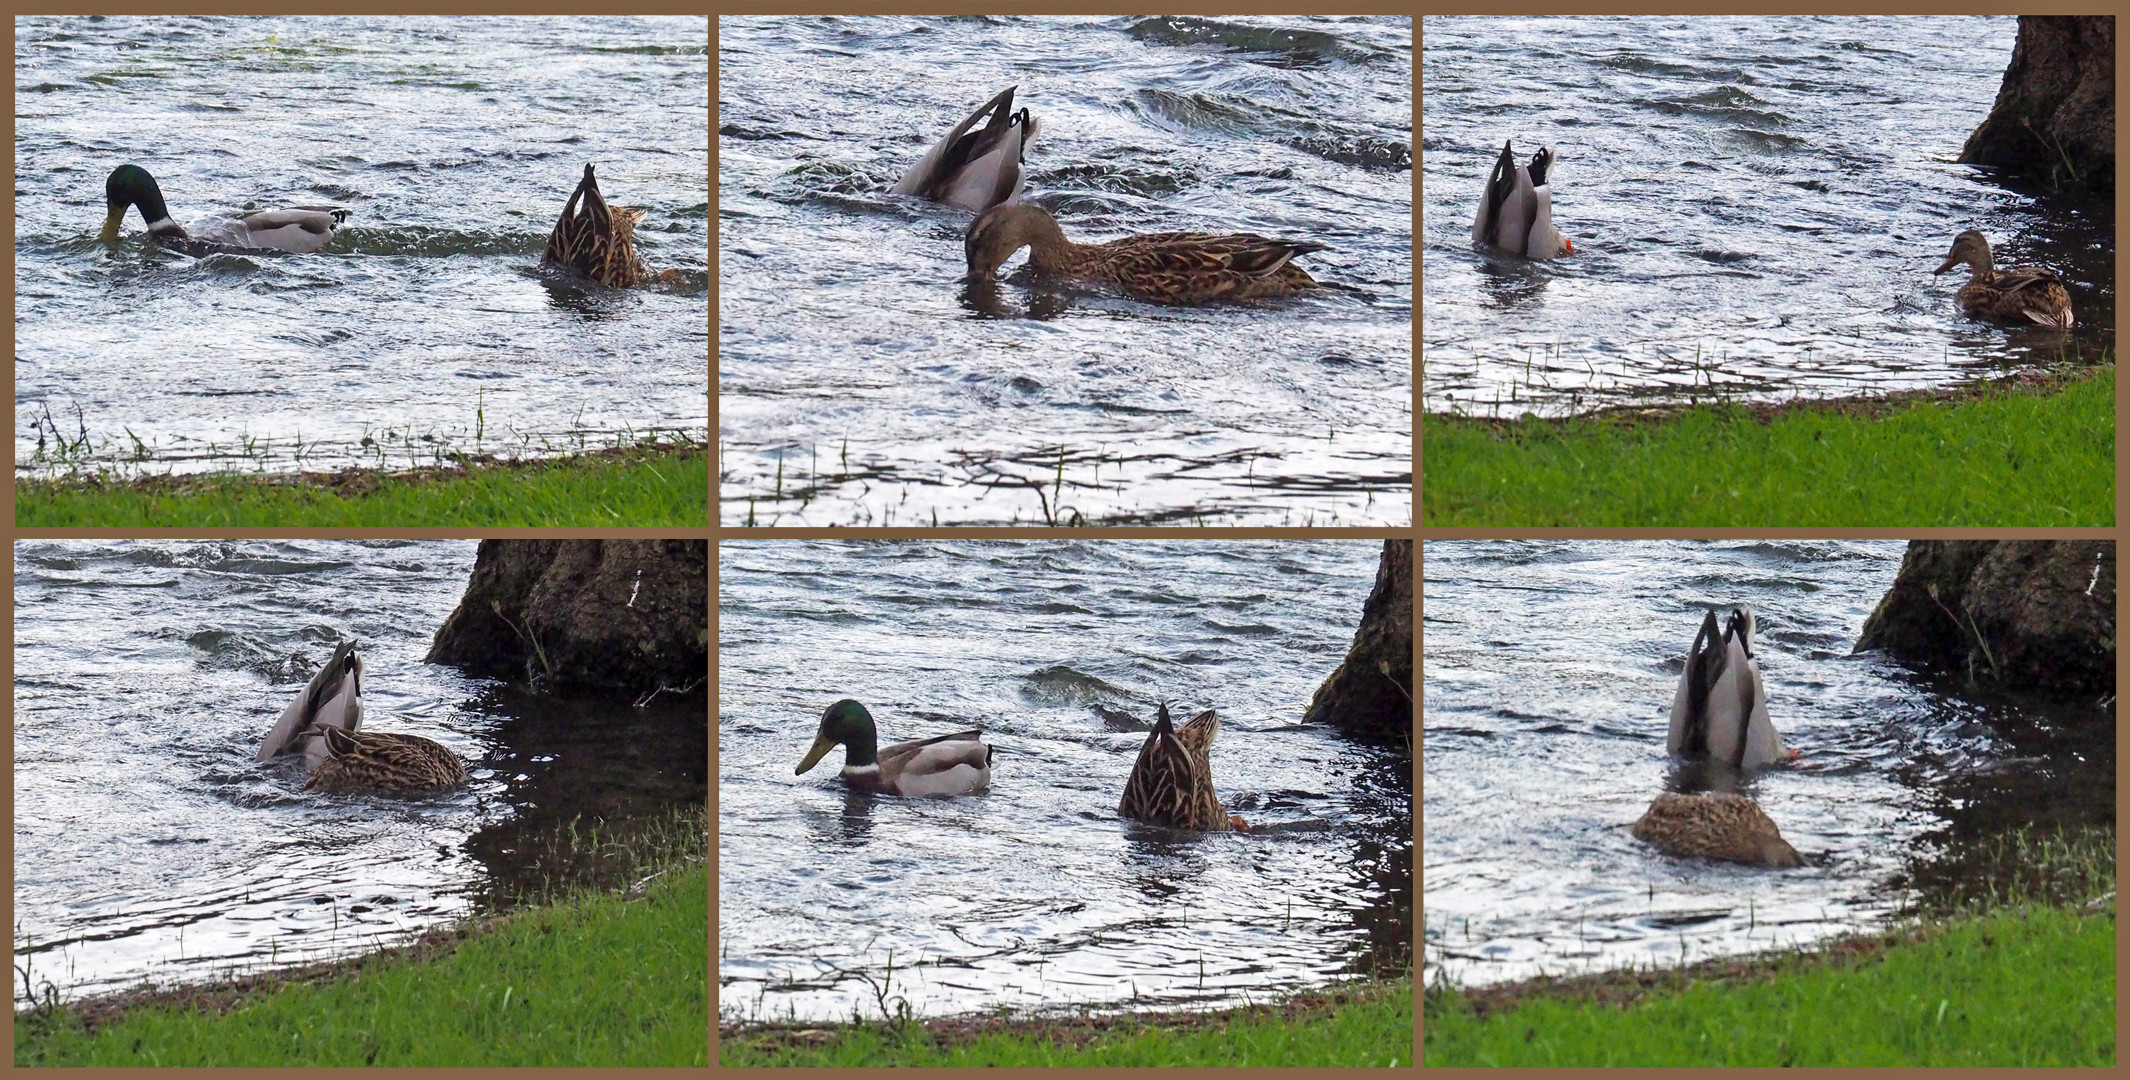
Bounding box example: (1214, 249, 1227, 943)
(303, 725, 468, 795)
(966, 204, 1324, 305)
(1933, 230, 2074, 330)
(1118, 703, 1244, 831)
(542, 163, 652, 288)
(1630, 792, 1800, 868)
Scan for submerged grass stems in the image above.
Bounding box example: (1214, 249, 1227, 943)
(1423, 362, 2113, 526)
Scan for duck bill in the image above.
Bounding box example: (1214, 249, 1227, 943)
(99, 204, 127, 242)
(794, 734, 837, 775)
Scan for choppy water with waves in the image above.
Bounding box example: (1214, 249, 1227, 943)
(15, 16, 709, 477)
(1422, 540, 2114, 989)
(718, 540, 1412, 1022)
(719, 16, 1412, 526)
(1422, 16, 2115, 418)
(13, 540, 707, 1003)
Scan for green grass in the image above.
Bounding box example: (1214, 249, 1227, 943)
(720, 977, 1411, 1066)
(15, 864, 709, 1067)
(1423, 364, 2114, 525)
(15, 445, 709, 527)
(1423, 903, 2114, 1066)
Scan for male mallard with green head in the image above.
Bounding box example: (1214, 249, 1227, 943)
(1934, 230, 2074, 330)
(794, 699, 992, 797)
(965, 203, 1326, 306)
(542, 163, 654, 288)
(1118, 702, 1246, 831)
(102, 164, 348, 255)
(303, 725, 469, 794)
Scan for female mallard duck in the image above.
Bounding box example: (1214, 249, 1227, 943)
(966, 204, 1326, 305)
(256, 640, 363, 772)
(102, 164, 347, 255)
(302, 725, 469, 794)
(1933, 230, 2074, 330)
(541, 163, 653, 288)
(794, 699, 992, 797)
(1631, 792, 1801, 868)
(890, 86, 1038, 214)
(1666, 607, 1791, 771)
(1472, 140, 1571, 260)
(1118, 702, 1246, 832)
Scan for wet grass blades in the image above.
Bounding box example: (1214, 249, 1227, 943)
(14, 863, 708, 1066)
(1422, 363, 2113, 526)
(16, 443, 708, 526)
(720, 975, 1410, 1066)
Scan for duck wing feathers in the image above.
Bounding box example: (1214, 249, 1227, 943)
(257, 641, 362, 767)
(891, 86, 1036, 214)
(879, 729, 991, 796)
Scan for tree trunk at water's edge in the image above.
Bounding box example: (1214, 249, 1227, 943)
(1303, 539, 1412, 750)
(427, 540, 708, 700)
(1854, 539, 2114, 697)
(1958, 16, 2115, 194)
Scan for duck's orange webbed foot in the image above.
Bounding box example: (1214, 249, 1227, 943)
(1230, 814, 1251, 832)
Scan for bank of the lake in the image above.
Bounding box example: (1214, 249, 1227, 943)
(1422, 899, 2113, 1067)
(720, 975, 1411, 1067)
(15, 443, 708, 527)
(14, 863, 709, 1067)
(1421, 364, 2113, 526)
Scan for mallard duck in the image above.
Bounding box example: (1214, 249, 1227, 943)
(541, 163, 653, 288)
(255, 640, 363, 771)
(890, 86, 1038, 214)
(1933, 230, 2074, 330)
(966, 204, 1325, 305)
(1631, 792, 1801, 868)
(1118, 702, 1246, 832)
(1666, 607, 1790, 770)
(102, 164, 348, 255)
(1471, 140, 1571, 260)
(794, 699, 992, 797)
(302, 725, 469, 794)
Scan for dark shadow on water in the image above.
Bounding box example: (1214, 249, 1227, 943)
(458, 683, 707, 911)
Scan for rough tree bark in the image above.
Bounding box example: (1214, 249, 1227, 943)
(1854, 540, 2114, 696)
(1302, 539, 1413, 748)
(1958, 16, 2115, 194)
(427, 540, 708, 699)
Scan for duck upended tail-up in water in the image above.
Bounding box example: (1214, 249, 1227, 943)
(256, 641, 468, 794)
(966, 203, 1326, 306)
(1933, 230, 2074, 330)
(542, 163, 664, 288)
(102, 164, 348, 255)
(1667, 606, 1790, 771)
(1632, 792, 1802, 868)
(1471, 140, 1571, 260)
(794, 699, 993, 797)
(256, 640, 364, 772)
(1118, 702, 1247, 831)
(891, 86, 1038, 215)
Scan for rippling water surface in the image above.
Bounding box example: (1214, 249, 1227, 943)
(718, 540, 1411, 1021)
(1422, 16, 2115, 417)
(13, 540, 707, 1002)
(1422, 540, 2113, 989)
(719, 17, 1412, 526)
(16, 16, 709, 475)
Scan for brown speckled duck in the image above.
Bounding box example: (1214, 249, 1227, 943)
(1118, 702, 1247, 831)
(303, 725, 469, 795)
(1933, 230, 2074, 330)
(542, 163, 653, 288)
(966, 204, 1325, 306)
(1631, 792, 1800, 868)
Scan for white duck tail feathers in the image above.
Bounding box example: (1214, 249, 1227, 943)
(1666, 607, 1785, 770)
(1472, 139, 1570, 260)
(891, 86, 1038, 214)
(256, 640, 364, 768)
